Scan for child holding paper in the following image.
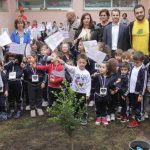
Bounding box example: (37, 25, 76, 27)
(34, 51, 64, 107)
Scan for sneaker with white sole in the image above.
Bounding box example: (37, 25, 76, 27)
(107, 115, 111, 122)
(26, 105, 30, 111)
(144, 112, 149, 119)
(102, 117, 108, 126)
(88, 101, 95, 107)
(37, 109, 44, 116)
(42, 101, 48, 107)
(110, 114, 115, 121)
(30, 110, 36, 117)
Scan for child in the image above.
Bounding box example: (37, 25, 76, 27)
(114, 49, 123, 63)
(59, 54, 91, 125)
(4, 53, 23, 119)
(23, 55, 46, 117)
(0, 61, 8, 121)
(39, 44, 51, 107)
(144, 62, 150, 119)
(115, 62, 130, 122)
(93, 62, 113, 126)
(60, 42, 73, 62)
(34, 51, 64, 107)
(127, 51, 147, 128)
(107, 58, 119, 122)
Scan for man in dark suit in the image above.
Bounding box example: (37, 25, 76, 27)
(103, 9, 128, 57)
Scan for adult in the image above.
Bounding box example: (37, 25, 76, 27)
(148, 8, 150, 22)
(103, 9, 128, 55)
(64, 9, 80, 44)
(127, 5, 150, 56)
(11, 18, 30, 44)
(74, 13, 102, 42)
(120, 13, 129, 26)
(97, 9, 111, 39)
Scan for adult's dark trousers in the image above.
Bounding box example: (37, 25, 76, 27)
(28, 84, 43, 110)
(8, 80, 22, 111)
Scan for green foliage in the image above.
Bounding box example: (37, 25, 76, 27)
(47, 81, 84, 138)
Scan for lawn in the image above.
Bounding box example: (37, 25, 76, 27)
(0, 109, 149, 150)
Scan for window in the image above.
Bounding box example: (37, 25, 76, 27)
(46, 0, 72, 8)
(0, 0, 7, 11)
(18, 0, 44, 9)
(17, 0, 72, 10)
(84, 0, 139, 9)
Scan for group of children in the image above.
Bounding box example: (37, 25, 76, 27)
(0, 39, 149, 128)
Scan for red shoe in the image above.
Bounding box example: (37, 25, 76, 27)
(95, 117, 101, 125)
(127, 119, 139, 128)
(102, 117, 109, 126)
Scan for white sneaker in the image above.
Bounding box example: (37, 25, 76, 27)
(88, 101, 95, 107)
(37, 109, 44, 116)
(30, 110, 36, 117)
(144, 112, 149, 119)
(107, 115, 111, 122)
(110, 114, 115, 121)
(42, 101, 48, 107)
(26, 105, 30, 111)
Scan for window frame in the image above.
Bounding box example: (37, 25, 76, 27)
(0, 0, 8, 12)
(84, 0, 141, 11)
(17, 0, 73, 10)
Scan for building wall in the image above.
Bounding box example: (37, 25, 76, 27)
(0, 0, 150, 33)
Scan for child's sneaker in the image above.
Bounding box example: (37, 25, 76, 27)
(25, 105, 30, 111)
(42, 101, 48, 107)
(144, 112, 149, 119)
(88, 100, 95, 107)
(95, 117, 101, 125)
(110, 114, 115, 121)
(37, 109, 44, 116)
(116, 114, 122, 120)
(30, 110, 36, 117)
(102, 117, 108, 126)
(120, 116, 129, 123)
(107, 115, 111, 122)
(127, 119, 139, 128)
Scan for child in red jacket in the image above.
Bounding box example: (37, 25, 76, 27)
(34, 51, 64, 107)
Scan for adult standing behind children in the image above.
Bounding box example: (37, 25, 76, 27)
(103, 9, 128, 56)
(127, 4, 150, 56)
(64, 10, 80, 44)
(74, 13, 102, 43)
(97, 9, 111, 40)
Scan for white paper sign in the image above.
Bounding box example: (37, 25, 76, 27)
(83, 40, 106, 64)
(38, 24, 45, 32)
(31, 28, 41, 40)
(60, 30, 69, 39)
(25, 44, 31, 56)
(9, 43, 26, 55)
(1, 28, 9, 34)
(0, 32, 12, 47)
(44, 31, 65, 51)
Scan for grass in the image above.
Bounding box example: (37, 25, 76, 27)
(0, 110, 149, 150)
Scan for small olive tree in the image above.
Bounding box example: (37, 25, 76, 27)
(47, 82, 85, 150)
